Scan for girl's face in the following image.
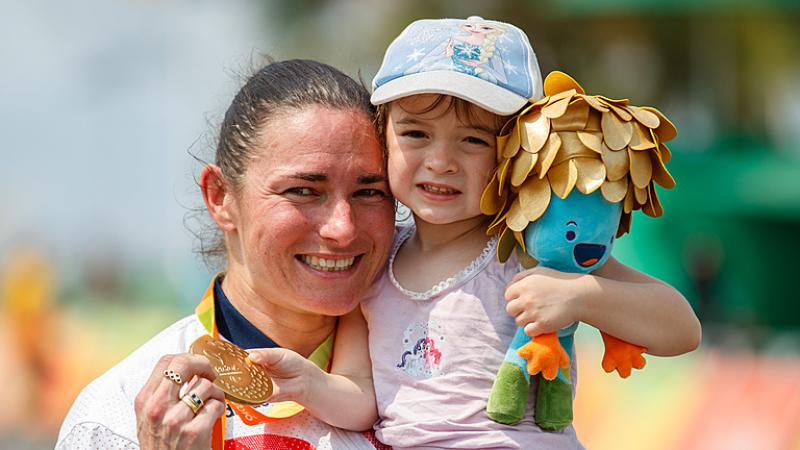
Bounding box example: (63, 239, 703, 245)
(386, 95, 501, 227)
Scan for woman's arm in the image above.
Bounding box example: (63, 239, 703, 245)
(247, 307, 377, 431)
(504, 256, 701, 356)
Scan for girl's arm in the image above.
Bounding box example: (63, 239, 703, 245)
(504, 256, 701, 356)
(247, 307, 377, 430)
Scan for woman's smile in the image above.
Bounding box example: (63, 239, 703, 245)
(297, 254, 360, 273)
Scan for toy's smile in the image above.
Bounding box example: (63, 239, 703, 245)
(574, 243, 606, 267)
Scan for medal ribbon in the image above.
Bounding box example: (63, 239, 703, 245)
(194, 276, 334, 449)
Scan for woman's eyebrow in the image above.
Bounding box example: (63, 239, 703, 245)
(290, 172, 326, 182)
(289, 172, 387, 184)
(358, 174, 388, 184)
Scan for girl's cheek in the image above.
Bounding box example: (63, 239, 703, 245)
(387, 155, 408, 182)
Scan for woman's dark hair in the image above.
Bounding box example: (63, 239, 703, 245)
(197, 59, 378, 266)
(217, 59, 376, 189)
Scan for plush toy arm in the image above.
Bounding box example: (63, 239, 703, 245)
(517, 332, 569, 381)
(600, 331, 647, 378)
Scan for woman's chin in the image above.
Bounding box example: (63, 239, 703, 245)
(295, 295, 361, 317)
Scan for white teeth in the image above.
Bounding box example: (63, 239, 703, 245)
(422, 184, 456, 194)
(300, 255, 355, 272)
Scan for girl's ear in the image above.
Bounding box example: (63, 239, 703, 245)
(200, 165, 237, 232)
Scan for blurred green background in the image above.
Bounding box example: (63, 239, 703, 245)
(2, 1, 799, 449)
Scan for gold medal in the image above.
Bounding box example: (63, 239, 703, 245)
(189, 334, 273, 405)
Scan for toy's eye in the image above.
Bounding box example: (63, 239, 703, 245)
(566, 230, 576, 241)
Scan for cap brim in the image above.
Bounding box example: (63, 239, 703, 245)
(371, 71, 529, 116)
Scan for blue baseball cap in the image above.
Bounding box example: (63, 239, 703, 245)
(371, 16, 543, 116)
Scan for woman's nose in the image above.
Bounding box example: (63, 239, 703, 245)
(319, 198, 358, 247)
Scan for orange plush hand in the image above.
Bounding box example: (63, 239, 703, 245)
(600, 332, 646, 378)
(517, 332, 569, 380)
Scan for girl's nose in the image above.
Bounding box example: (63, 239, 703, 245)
(424, 144, 457, 174)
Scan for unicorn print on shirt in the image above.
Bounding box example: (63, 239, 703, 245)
(397, 320, 445, 378)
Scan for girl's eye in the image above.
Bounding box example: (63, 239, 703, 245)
(566, 230, 576, 241)
(402, 130, 427, 139)
(465, 136, 490, 146)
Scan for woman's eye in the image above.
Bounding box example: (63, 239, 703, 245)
(566, 230, 576, 241)
(356, 188, 387, 198)
(286, 187, 315, 196)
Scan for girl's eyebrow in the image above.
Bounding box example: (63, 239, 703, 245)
(396, 116, 496, 135)
(462, 124, 498, 135)
(394, 117, 425, 126)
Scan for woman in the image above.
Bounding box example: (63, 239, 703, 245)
(56, 59, 395, 449)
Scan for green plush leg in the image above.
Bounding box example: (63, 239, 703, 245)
(534, 330, 576, 431)
(534, 374, 573, 430)
(533, 327, 578, 433)
(488, 327, 532, 424)
(487, 361, 530, 424)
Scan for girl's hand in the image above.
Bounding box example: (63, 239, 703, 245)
(135, 353, 227, 450)
(247, 348, 321, 405)
(504, 266, 588, 337)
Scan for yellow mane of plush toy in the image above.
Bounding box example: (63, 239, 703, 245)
(480, 71, 677, 262)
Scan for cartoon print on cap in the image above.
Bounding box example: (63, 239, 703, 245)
(406, 16, 508, 84)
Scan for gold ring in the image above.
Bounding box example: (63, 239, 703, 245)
(163, 369, 183, 385)
(180, 392, 204, 415)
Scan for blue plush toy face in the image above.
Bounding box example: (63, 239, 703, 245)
(523, 190, 622, 274)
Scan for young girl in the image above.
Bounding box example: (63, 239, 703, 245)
(250, 17, 700, 449)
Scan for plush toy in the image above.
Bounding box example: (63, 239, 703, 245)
(481, 71, 677, 430)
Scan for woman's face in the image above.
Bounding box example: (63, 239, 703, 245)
(224, 106, 393, 316)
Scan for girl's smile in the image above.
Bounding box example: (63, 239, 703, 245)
(418, 182, 461, 198)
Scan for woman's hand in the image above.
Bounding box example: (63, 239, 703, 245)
(135, 353, 227, 450)
(504, 266, 587, 337)
(247, 347, 321, 405)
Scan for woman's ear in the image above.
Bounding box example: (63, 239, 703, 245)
(200, 165, 237, 232)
